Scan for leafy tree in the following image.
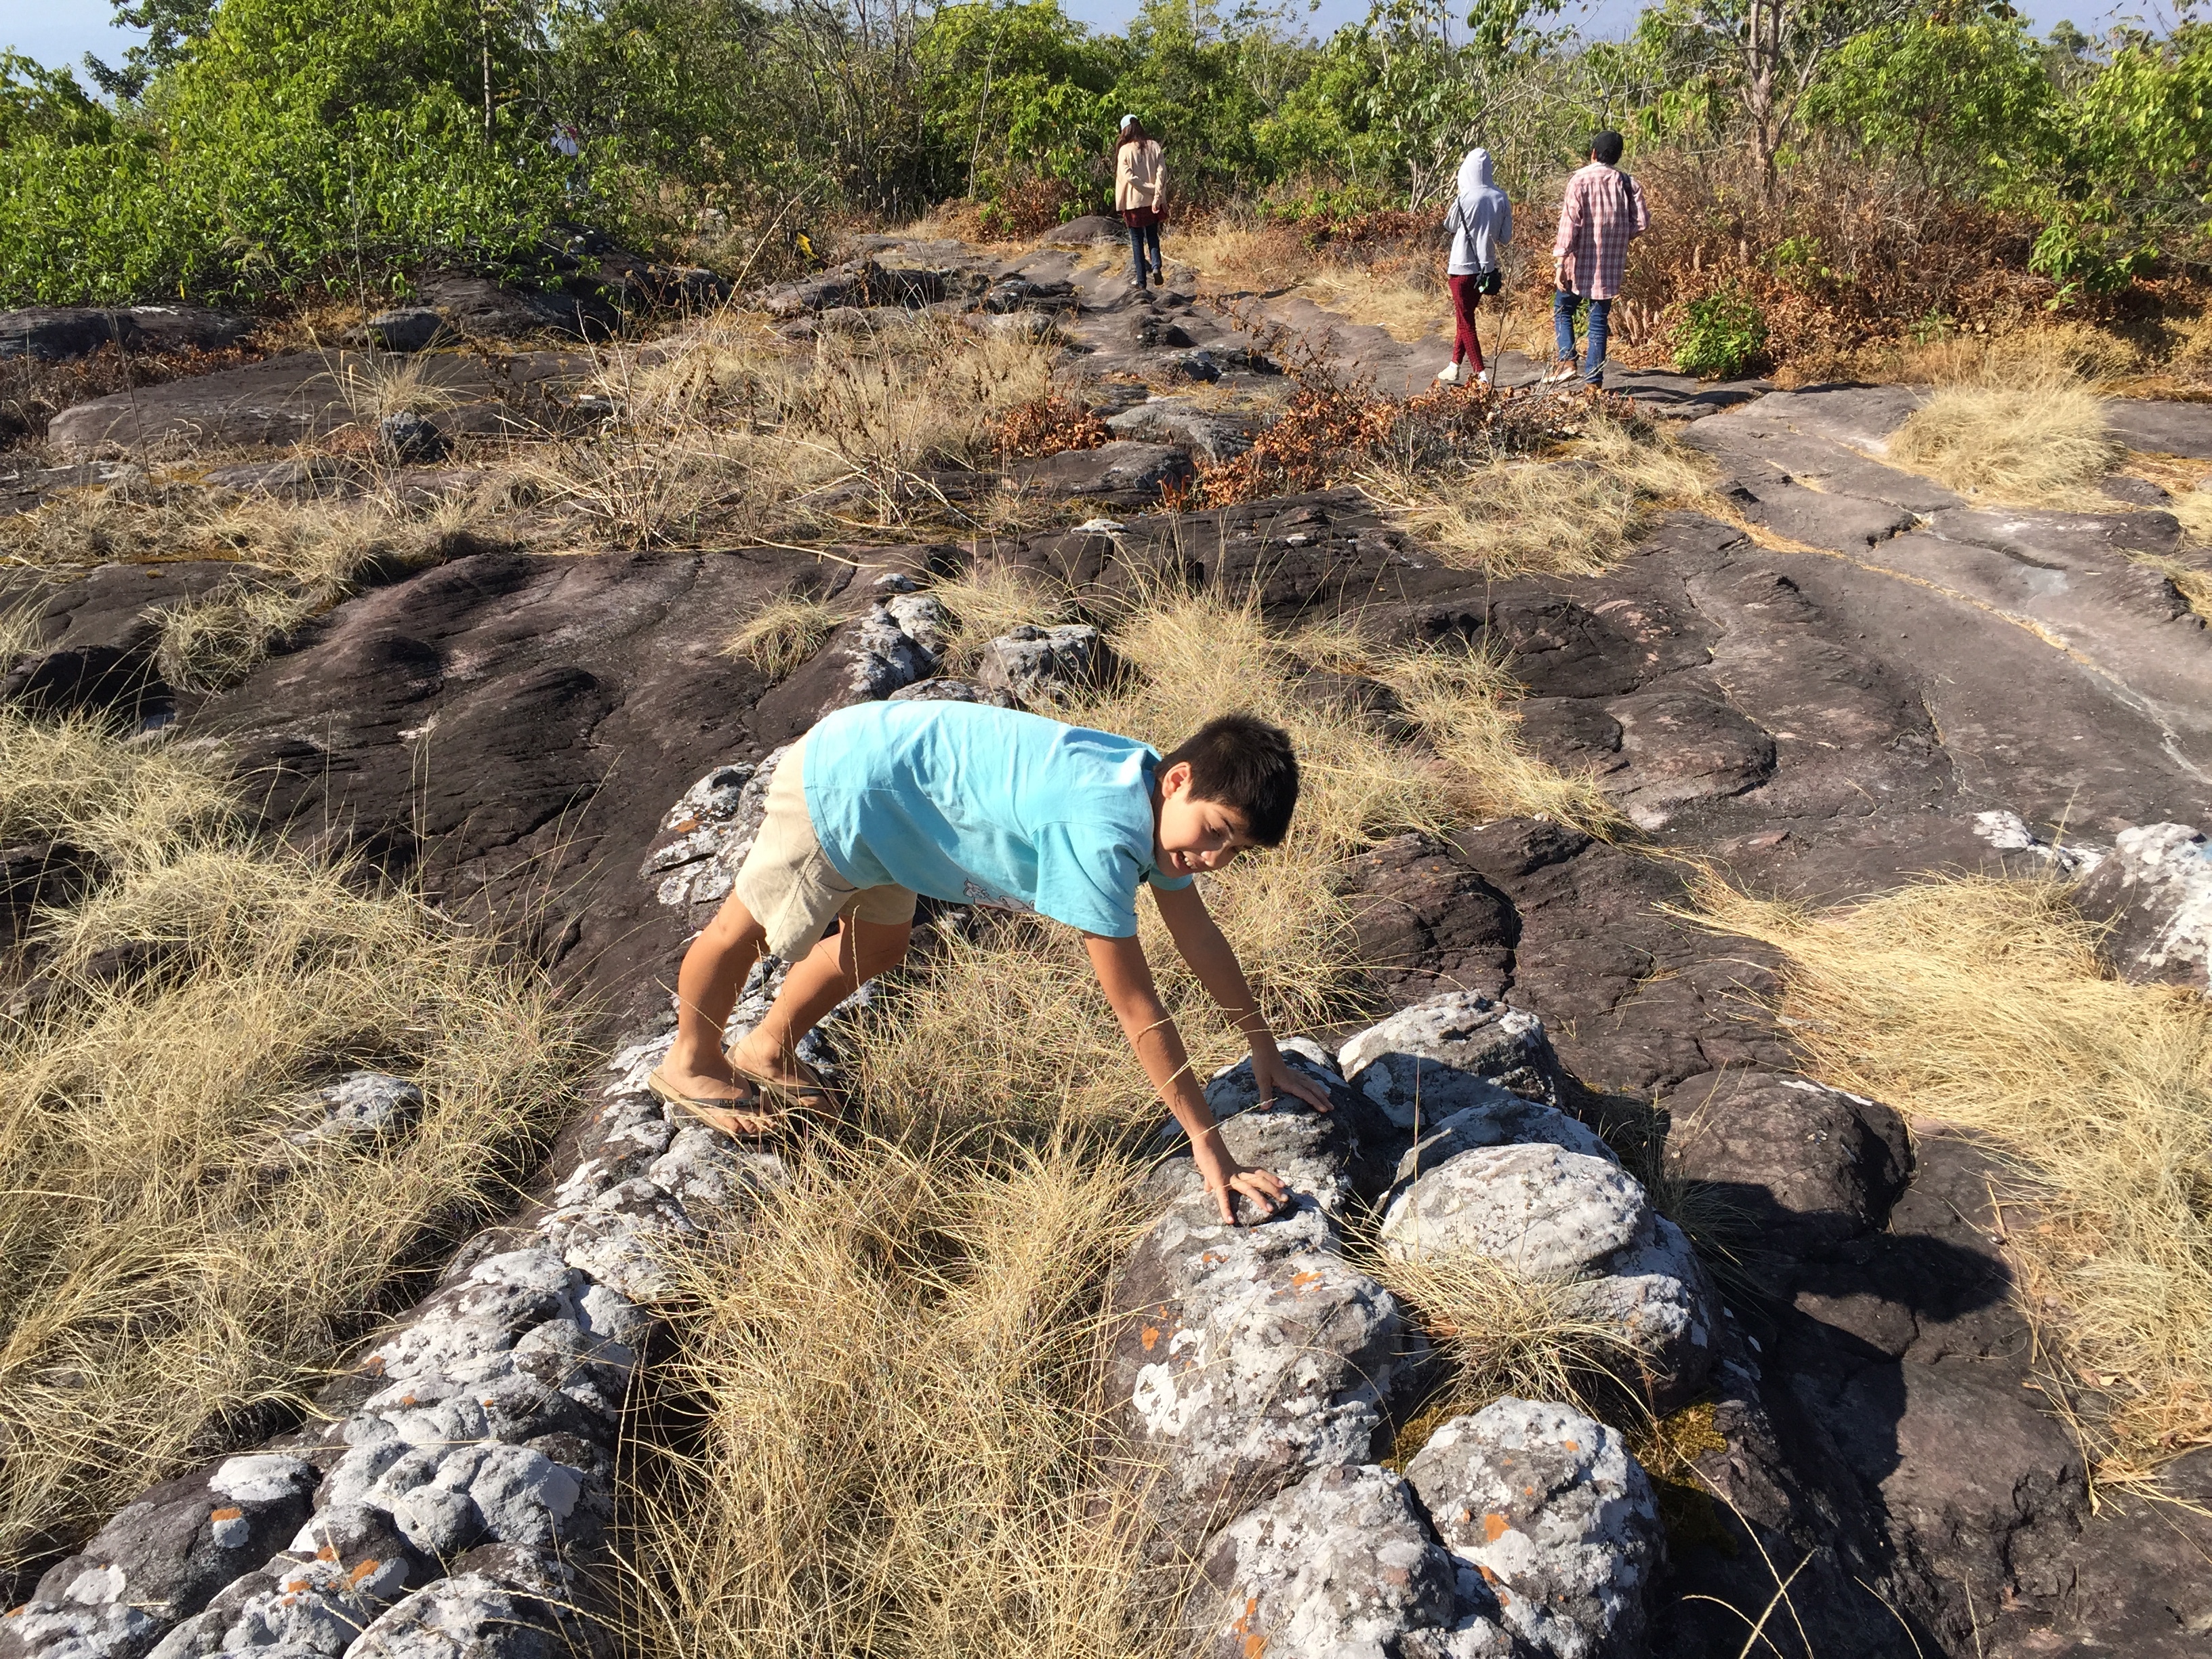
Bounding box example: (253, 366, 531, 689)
(83, 0, 217, 102)
(2024, 22, 2212, 291)
(1644, 0, 1926, 192)
(1804, 13, 2055, 195)
(0, 53, 117, 146)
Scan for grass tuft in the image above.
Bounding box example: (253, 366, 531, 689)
(1371, 1250, 1649, 1465)
(0, 714, 579, 1575)
(723, 593, 839, 682)
(1361, 414, 1723, 579)
(1885, 365, 2119, 504)
(1688, 869, 2212, 1479)
(621, 1134, 1176, 1659)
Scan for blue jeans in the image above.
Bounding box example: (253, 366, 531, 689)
(1128, 221, 1162, 285)
(1553, 289, 1612, 384)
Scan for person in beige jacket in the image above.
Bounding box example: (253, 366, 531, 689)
(1114, 115, 1167, 289)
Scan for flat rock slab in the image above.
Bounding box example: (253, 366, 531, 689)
(0, 306, 253, 361)
(47, 350, 594, 457)
(1005, 439, 1195, 506)
(2104, 396, 2212, 458)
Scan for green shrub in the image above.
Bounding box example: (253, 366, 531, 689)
(1673, 290, 1769, 379)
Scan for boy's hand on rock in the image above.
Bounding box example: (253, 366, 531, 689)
(1194, 1126, 1288, 1225)
(1250, 1041, 1334, 1115)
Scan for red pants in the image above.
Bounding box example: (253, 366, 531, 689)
(1448, 274, 1485, 370)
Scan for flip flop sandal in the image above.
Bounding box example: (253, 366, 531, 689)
(730, 1055, 842, 1115)
(645, 1068, 783, 1141)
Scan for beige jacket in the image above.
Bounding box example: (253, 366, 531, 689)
(1114, 139, 1166, 215)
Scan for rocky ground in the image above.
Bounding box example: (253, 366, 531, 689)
(4, 222, 2212, 1659)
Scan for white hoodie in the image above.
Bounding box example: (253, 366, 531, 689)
(1445, 148, 1511, 276)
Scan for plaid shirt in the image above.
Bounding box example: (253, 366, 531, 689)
(1553, 163, 1649, 301)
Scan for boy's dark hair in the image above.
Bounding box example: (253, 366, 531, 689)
(1590, 130, 1625, 166)
(1162, 714, 1299, 846)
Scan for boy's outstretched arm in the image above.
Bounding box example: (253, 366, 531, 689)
(1084, 928, 1296, 1225)
(1149, 879, 1335, 1115)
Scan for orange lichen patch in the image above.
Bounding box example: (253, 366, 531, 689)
(315, 1544, 337, 1561)
(209, 1506, 243, 1521)
(1481, 1513, 1511, 1543)
(347, 1559, 380, 1587)
(285, 1577, 311, 1593)
(1561, 1439, 1578, 1452)
(1290, 1270, 1323, 1290)
(1477, 1563, 1499, 1584)
(1243, 1636, 1266, 1659)
(398, 1394, 417, 1407)
(1141, 1326, 1161, 1352)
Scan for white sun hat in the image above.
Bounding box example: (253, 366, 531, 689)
(1120, 113, 1138, 129)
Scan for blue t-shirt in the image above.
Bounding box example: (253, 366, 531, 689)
(800, 700, 1193, 938)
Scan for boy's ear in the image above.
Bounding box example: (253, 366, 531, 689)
(1159, 759, 1193, 797)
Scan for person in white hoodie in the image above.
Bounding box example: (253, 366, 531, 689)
(1437, 147, 1510, 388)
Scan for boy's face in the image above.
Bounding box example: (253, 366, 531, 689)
(1153, 761, 1257, 877)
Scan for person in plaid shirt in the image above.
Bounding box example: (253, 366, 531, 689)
(1548, 131, 1649, 388)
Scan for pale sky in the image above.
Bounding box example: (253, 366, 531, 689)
(8, 0, 2127, 79)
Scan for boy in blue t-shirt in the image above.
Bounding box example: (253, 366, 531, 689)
(649, 700, 1331, 1223)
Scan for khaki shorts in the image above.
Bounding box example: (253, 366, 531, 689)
(732, 739, 916, 959)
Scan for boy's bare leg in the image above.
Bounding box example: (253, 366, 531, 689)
(659, 889, 771, 1100)
(731, 915, 911, 1084)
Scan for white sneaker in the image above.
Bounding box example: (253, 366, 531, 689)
(1434, 361, 1462, 386)
(1542, 361, 1579, 385)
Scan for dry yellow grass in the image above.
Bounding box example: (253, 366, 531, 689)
(153, 580, 320, 691)
(1885, 363, 2120, 504)
(1369, 1251, 1648, 1455)
(924, 564, 1080, 672)
(623, 1135, 1174, 1659)
(1687, 870, 2212, 1479)
(722, 592, 840, 682)
(1361, 415, 1725, 579)
(0, 714, 579, 1572)
(525, 315, 1060, 546)
(1295, 270, 1445, 344)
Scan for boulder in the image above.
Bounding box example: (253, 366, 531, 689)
(974, 623, 1116, 705)
(1337, 991, 1561, 1131)
(1405, 1399, 1662, 1659)
(752, 260, 947, 319)
(1188, 1465, 1462, 1659)
(886, 676, 1018, 708)
(1391, 1098, 1615, 1191)
(1601, 688, 1776, 830)
(1660, 1070, 1911, 1258)
(410, 274, 619, 342)
(979, 276, 1076, 314)
(286, 1071, 425, 1147)
(377, 411, 447, 464)
(1006, 441, 1195, 505)
(2071, 821, 2212, 989)
(344, 1570, 565, 1659)
(361, 310, 448, 353)
(1107, 1102, 1425, 1542)
(1035, 214, 1124, 246)
(1105, 398, 1261, 462)
(879, 593, 951, 666)
(1378, 1144, 1717, 1407)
